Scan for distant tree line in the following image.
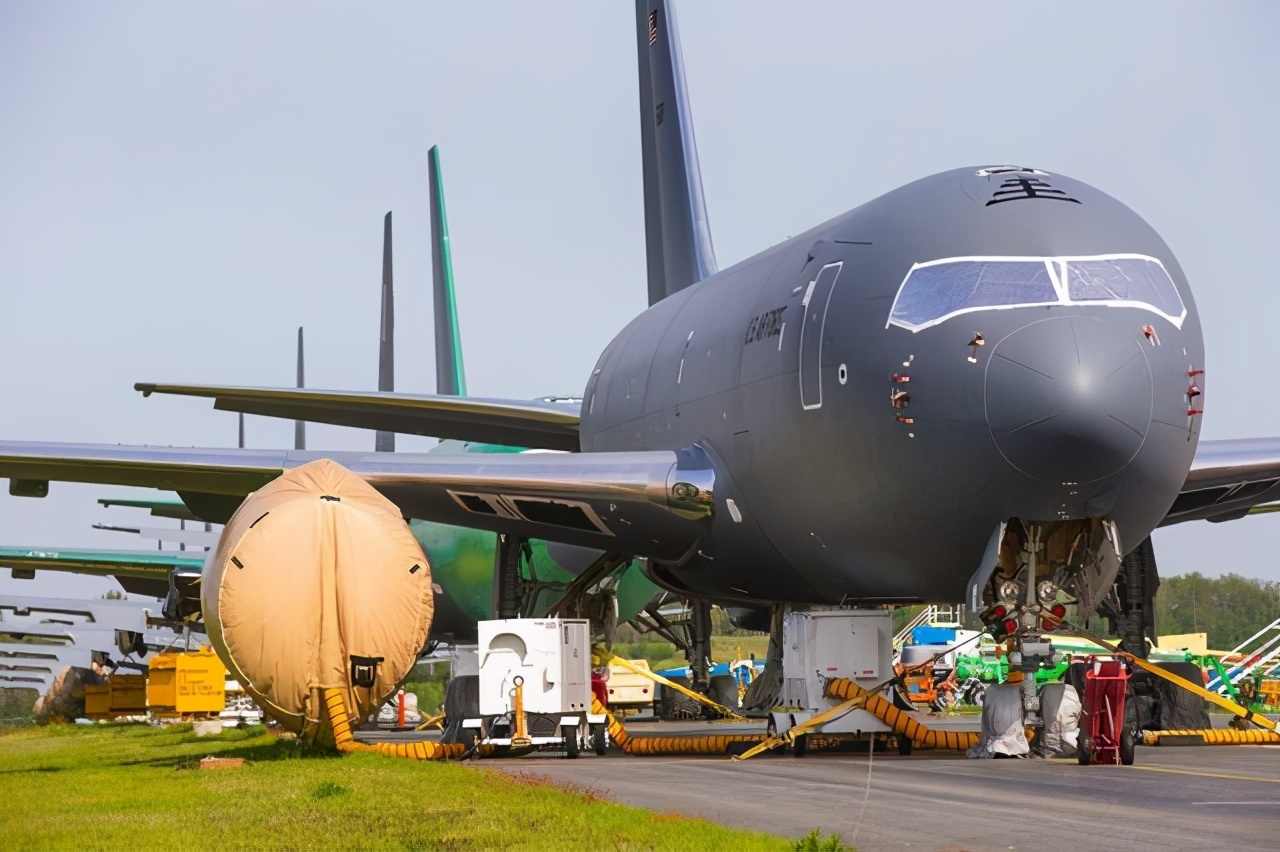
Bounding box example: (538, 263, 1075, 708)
(891, 573, 1279, 654)
(1155, 573, 1280, 651)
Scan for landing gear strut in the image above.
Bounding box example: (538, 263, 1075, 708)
(492, 533, 532, 620)
(974, 521, 1164, 753)
(492, 533, 628, 643)
(1113, 537, 1160, 659)
(688, 599, 713, 692)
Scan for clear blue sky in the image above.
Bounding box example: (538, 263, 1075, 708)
(1, 0, 1278, 598)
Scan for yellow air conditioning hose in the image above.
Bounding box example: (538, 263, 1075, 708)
(593, 697, 766, 755)
(824, 678, 979, 751)
(1140, 728, 1280, 746)
(324, 687, 467, 760)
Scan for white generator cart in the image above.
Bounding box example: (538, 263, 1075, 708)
(464, 618, 606, 757)
(771, 609, 904, 756)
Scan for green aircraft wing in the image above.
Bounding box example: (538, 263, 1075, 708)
(0, 547, 204, 598)
(96, 496, 199, 521)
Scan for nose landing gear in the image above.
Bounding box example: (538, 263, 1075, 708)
(973, 521, 1163, 756)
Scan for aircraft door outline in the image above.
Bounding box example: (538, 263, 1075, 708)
(799, 261, 843, 410)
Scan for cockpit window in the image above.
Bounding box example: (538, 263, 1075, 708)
(887, 254, 1185, 332)
(889, 260, 1056, 332)
(1062, 257, 1185, 319)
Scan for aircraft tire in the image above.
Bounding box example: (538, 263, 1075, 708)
(564, 725, 580, 759)
(1120, 728, 1135, 766)
(708, 674, 738, 709)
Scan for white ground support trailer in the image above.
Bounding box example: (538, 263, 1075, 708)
(219, 679, 264, 728)
(770, 609, 902, 755)
(464, 618, 606, 757)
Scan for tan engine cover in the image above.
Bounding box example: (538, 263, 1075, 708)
(201, 459, 433, 741)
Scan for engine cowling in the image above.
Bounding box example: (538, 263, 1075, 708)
(201, 459, 433, 742)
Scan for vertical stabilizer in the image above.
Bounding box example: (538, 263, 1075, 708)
(376, 212, 395, 452)
(294, 326, 306, 451)
(635, 0, 717, 306)
(429, 146, 467, 396)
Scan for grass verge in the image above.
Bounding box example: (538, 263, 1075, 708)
(0, 722, 791, 851)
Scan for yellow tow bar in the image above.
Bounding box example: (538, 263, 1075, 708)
(510, 675, 532, 749)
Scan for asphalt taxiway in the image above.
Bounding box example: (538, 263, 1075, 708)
(358, 715, 1280, 849)
(496, 739, 1280, 850)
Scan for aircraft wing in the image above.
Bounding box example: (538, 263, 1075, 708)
(1162, 438, 1280, 525)
(0, 547, 205, 598)
(97, 496, 198, 521)
(134, 383, 582, 451)
(0, 442, 714, 563)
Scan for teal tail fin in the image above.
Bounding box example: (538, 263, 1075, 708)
(429, 146, 467, 397)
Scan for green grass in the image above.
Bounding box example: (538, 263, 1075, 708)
(1, 688, 38, 726)
(0, 722, 791, 851)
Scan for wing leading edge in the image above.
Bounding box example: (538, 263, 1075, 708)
(133, 384, 581, 451)
(96, 496, 199, 521)
(0, 547, 205, 598)
(0, 441, 714, 563)
(1163, 438, 1280, 525)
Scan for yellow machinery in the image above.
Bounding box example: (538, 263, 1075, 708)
(1259, 678, 1280, 708)
(84, 674, 147, 720)
(147, 647, 227, 719)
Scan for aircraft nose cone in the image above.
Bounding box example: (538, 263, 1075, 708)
(985, 316, 1151, 482)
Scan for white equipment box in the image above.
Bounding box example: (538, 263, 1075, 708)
(477, 618, 592, 717)
(775, 609, 894, 737)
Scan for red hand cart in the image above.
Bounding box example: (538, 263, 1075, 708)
(1077, 657, 1135, 766)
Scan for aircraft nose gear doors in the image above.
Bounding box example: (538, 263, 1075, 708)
(799, 262, 843, 410)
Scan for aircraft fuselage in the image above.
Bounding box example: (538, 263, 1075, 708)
(580, 167, 1203, 605)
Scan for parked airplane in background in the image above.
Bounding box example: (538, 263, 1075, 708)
(2, 0, 1277, 677)
(1, 146, 658, 644)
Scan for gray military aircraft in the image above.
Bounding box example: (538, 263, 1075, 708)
(1, 1, 1277, 665)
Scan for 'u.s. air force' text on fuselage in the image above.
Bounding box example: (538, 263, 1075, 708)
(744, 306, 786, 345)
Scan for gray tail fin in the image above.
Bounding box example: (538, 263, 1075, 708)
(294, 326, 306, 451)
(429, 146, 467, 397)
(376, 211, 395, 452)
(635, 0, 717, 306)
